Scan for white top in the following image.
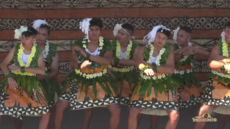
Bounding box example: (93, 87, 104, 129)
(22, 53, 30, 65)
(86, 47, 99, 56)
(119, 48, 127, 60)
(150, 55, 159, 64)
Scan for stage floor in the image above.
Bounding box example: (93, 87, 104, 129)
(0, 105, 227, 129)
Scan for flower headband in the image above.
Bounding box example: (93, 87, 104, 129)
(113, 24, 135, 39)
(143, 25, 170, 45)
(79, 18, 92, 42)
(14, 26, 30, 39)
(33, 19, 48, 31)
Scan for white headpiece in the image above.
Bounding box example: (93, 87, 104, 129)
(79, 18, 92, 42)
(173, 27, 192, 46)
(173, 27, 180, 42)
(113, 24, 123, 36)
(143, 25, 170, 45)
(14, 26, 29, 39)
(113, 23, 135, 39)
(221, 30, 225, 42)
(33, 19, 48, 31)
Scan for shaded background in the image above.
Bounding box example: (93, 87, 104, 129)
(0, 0, 230, 128)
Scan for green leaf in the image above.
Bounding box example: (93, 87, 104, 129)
(21, 76, 26, 90)
(80, 79, 87, 92)
(158, 82, 165, 94)
(164, 80, 174, 91)
(126, 73, 133, 91)
(92, 79, 97, 99)
(146, 81, 152, 97)
(153, 83, 158, 97)
(32, 78, 39, 91)
(139, 80, 149, 96)
(184, 73, 191, 87)
(217, 77, 224, 82)
(133, 82, 142, 94)
(27, 78, 32, 97)
(85, 81, 91, 97)
(98, 80, 109, 95)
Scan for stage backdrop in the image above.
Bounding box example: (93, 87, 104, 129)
(0, 0, 228, 82)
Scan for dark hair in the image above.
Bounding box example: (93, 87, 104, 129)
(180, 26, 192, 34)
(157, 28, 170, 38)
(22, 26, 37, 38)
(122, 23, 134, 35)
(224, 21, 230, 29)
(90, 18, 103, 29)
(39, 24, 50, 35)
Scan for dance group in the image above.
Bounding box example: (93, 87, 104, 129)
(0, 17, 230, 129)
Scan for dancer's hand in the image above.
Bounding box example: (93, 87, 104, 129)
(8, 66, 20, 71)
(182, 47, 195, 55)
(144, 69, 154, 76)
(222, 58, 230, 62)
(191, 45, 201, 54)
(8, 77, 18, 89)
(74, 46, 87, 58)
(224, 64, 230, 70)
(80, 60, 92, 69)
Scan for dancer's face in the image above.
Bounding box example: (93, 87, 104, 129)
(154, 32, 168, 47)
(36, 28, 49, 44)
(117, 29, 131, 44)
(225, 27, 230, 43)
(21, 35, 36, 49)
(176, 29, 191, 46)
(88, 26, 100, 41)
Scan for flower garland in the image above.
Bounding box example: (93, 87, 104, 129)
(43, 41, 49, 59)
(146, 45, 165, 66)
(141, 72, 168, 80)
(116, 40, 132, 60)
(174, 69, 192, 75)
(211, 69, 230, 79)
(82, 36, 104, 55)
(75, 69, 107, 79)
(222, 41, 229, 57)
(18, 44, 36, 67)
(11, 43, 37, 76)
(110, 66, 134, 72)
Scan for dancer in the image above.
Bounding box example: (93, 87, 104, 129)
(128, 25, 181, 129)
(54, 18, 120, 129)
(0, 26, 50, 129)
(194, 21, 230, 129)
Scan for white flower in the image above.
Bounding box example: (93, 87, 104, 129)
(14, 26, 28, 40)
(173, 27, 180, 42)
(33, 19, 48, 31)
(221, 30, 225, 42)
(113, 24, 122, 36)
(79, 18, 92, 42)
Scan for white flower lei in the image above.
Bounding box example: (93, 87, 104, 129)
(12, 43, 37, 76)
(43, 41, 49, 59)
(147, 45, 165, 66)
(82, 36, 104, 56)
(116, 40, 132, 60)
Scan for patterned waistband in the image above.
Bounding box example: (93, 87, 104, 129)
(75, 69, 107, 79)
